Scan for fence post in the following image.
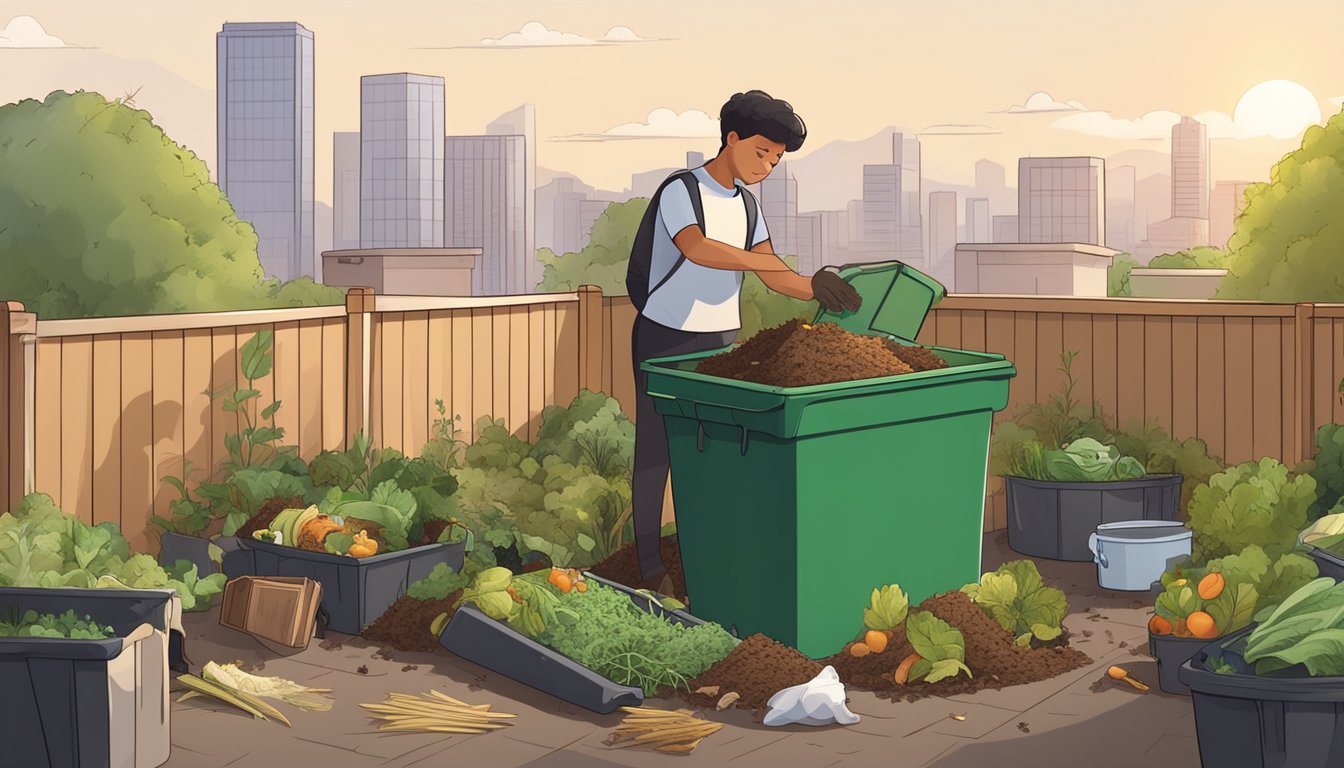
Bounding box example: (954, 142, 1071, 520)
(577, 285, 604, 394)
(1295, 303, 1316, 467)
(345, 287, 375, 447)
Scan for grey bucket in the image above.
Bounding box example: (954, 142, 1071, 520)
(1087, 520, 1192, 591)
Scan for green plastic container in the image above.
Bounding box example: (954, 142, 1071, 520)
(643, 261, 1016, 658)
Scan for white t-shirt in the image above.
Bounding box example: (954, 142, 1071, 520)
(641, 166, 770, 333)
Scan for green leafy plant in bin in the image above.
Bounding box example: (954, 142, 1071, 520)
(962, 560, 1069, 646)
(903, 611, 972, 683)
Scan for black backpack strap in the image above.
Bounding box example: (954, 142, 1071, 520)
(739, 185, 759, 250)
(645, 172, 703, 303)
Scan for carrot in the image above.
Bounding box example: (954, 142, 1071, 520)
(894, 652, 922, 685)
(864, 630, 889, 654)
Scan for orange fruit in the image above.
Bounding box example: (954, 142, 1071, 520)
(1186, 611, 1218, 639)
(1148, 615, 1173, 636)
(1198, 573, 1225, 600)
(849, 642, 872, 658)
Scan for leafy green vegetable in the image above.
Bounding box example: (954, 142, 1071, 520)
(962, 559, 1068, 644)
(0, 609, 115, 639)
(904, 610, 972, 683)
(1187, 458, 1316, 562)
(863, 585, 909, 632)
(407, 563, 470, 601)
(1244, 578, 1344, 675)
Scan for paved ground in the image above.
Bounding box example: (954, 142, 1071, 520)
(164, 532, 1203, 768)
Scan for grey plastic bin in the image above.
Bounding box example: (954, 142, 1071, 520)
(1180, 626, 1344, 767)
(0, 587, 176, 768)
(235, 538, 465, 635)
(1006, 474, 1182, 561)
(439, 574, 722, 714)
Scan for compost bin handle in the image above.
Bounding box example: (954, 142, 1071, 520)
(1089, 533, 1108, 568)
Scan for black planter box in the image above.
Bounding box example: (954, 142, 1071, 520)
(1006, 474, 1183, 561)
(1180, 626, 1344, 768)
(439, 573, 715, 714)
(1306, 546, 1344, 582)
(0, 587, 177, 768)
(234, 538, 466, 635)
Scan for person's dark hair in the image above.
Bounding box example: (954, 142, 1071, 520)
(719, 90, 806, 153)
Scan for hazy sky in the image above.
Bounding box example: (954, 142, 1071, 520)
(1, 0, 1340, 205)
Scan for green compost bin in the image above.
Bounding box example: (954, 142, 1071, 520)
(643, 261, 1017, 659)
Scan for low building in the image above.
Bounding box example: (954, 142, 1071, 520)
(954, 243, 1116, 297)
(321, 248, 480, 296)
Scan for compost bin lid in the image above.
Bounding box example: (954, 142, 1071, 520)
(812, 260, 946, 342)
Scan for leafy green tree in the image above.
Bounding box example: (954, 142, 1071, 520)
(0, 91, 343, 319)
(537, 199, 648, 293)
(1149, 246, 1231, 269)
(536, 197, 814, 338)
(1217, 107, 1344, 301)
(1108, 253, 1139, 297)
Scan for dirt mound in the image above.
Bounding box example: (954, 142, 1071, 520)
(686, 634, 823, 711)
(361, 590, 462, 653)
(586, 537, 686, 601)
(236, 496, 306, 540)
(822, 591, 1092, 702)
(695, 319, 951, 387)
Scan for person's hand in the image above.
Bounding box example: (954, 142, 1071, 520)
(811, 269, 862, 313)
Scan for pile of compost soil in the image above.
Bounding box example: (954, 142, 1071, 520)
(686, 633, 824, 711)
(587, 537, 687, 601)
(361, 589, 462, 653)
(236, 496, 306, 540)
(824, 591, 1092, 702)
(695, 319, 948, 387)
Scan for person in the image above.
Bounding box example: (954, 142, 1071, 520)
(627, 90, 862, 596)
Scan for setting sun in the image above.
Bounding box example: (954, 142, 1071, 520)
(1234, 80, 1323, 139)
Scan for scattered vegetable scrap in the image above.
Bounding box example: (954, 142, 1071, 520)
(360, 690, 516, 735)
(1106, 666, 1150, 692)
(606, 706, 724, 754)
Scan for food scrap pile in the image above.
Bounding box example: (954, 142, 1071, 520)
(694, 319, 947, 387)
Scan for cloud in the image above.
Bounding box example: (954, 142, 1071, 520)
(553, 108, 719, 142)
(426, 21, 663, 49)
(919, 123, 1002, 136)
(995, 91, 1087, 114)
(0, 15, 70, 48)
(1052, 108, 1279, 140)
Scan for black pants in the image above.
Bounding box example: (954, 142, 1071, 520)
(631, 315, 737, 579)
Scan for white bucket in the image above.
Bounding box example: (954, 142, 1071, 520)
(1087, 520, 1192, 591)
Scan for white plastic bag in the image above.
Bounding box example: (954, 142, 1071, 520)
(763, 665, 860, 727)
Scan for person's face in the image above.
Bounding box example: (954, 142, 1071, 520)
(725, 132, 786, 184)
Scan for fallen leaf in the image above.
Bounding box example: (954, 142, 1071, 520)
(695, 686, 721, 697)
(716, 692, 740, 710)
(950, 713, 967, 721)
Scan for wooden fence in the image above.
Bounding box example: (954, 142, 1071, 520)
(4, 289, 1344, 550)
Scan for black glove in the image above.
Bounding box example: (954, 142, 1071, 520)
(811, 269, 862, 313)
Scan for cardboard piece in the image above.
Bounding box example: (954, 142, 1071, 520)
(220, 576, 323, 649)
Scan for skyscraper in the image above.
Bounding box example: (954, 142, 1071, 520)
(360, 73, 445, 249)
(444, 135, 526, 296)
(332, 131, 360, 252)
(217, 22, 315, 281)
(965, 198, 990, 243)
(1017, 157, 1105, 245)
(487, 105, 537, 291)
(758, 161, 798, 256)
(861, 133, 922, 264)
(1172, 116, 1209, 219)
(1106, 164, 1137, 253)
(928, 191, 957, 288)
(1211, 181, 1254, 248)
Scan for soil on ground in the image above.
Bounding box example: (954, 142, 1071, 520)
(586, 537, 687, 601)
(236, 496, 306, 540)
(694, 319, 948, 387)
(361, 589, 463, 653)
(686, 633, 824, 711)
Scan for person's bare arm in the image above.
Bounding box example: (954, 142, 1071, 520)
(749, 241, 815, 300)
(671, 226, 795, 273)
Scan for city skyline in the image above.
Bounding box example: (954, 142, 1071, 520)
(1, 4, 1335, 205)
